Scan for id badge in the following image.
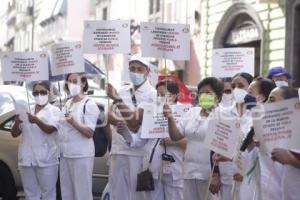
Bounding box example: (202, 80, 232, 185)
(162, 160, 172, 174)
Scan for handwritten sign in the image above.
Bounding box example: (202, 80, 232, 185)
(141, 22, 190, 60)
(83, 20, 130, 54)
(1, 52, 49, 82)
(50, 41, 84, 76)
(212, 48, 254, 78)
(253, 98, 300, 153)
(205, 119, 241, 159)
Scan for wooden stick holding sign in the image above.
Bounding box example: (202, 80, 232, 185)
(1, 51, 49, 113)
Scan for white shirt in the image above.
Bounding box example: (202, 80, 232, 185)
(110, 80, 157, 157)
(177, 107, 211, 180)
(59, 97, 99, 158)
(18, 103, 60, 167)
(282, 149, 300, 200)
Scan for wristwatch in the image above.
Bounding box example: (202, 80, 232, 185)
(113, 98, 123, 105)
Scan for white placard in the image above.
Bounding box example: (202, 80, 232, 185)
(14, 100, 29, 123)
(1, 52, 49, 82)
(205, 119, 241, 159)
(212, 48, 254, 78)
(253, 98, 300, 153)
(83, 20, 131, 54)
(171, 104, 191, 123)
(141, 22, 190, 60)
(50, 41, 84, 76)
(141, 104, 191, 139)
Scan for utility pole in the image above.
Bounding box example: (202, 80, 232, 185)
(29, 0, 35, 51)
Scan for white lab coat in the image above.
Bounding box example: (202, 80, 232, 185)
(18, 103, 60, 200)
(282, 149, 300, 200)
(108, 80, 156, 200)
(59, 96, 99, 200)
(176, 107, 212, 200)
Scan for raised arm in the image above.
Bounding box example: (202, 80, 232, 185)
(163, 104, 184, 141)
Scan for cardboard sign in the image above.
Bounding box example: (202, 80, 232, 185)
(141, 22, 190, 60)
(83, 20, 130, 54)
(205, 119, 241, 159)
(50, 41, 84, 76)
(1, 52, 49, 82)
(212, 48, 255, 78)
(141, 104, 190, 139)
(253, 98, 300, 153)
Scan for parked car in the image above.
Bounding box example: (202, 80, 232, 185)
(0, 85, 109, 199)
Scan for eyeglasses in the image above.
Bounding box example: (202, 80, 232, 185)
(32, 90, 48, 96)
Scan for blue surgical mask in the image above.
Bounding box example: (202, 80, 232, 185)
(130, 72, 145, 86)
(244, 94, 257, 110)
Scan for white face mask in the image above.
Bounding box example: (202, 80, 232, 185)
(68, 83, 81, 97)
(275, 80, 288, 87)
(34, 95, 48, 106)
(129, 72, 145, 86)
(221, 93, 233, 107)
(233, 88, 248, 104)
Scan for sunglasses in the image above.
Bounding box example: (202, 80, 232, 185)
(32, 90, 48, 97)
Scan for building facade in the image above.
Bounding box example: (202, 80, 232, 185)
(200, 0, 286, 79)
(285, 0, 300, 87)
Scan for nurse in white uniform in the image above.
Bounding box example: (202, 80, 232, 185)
(144, 80, 187, 200)
(269, 86, 300, 200)
(106, 54, 156, 200)
(11, 81, 60, 200)
(163, 77, 224, 200)
(59, 73, 99, 200)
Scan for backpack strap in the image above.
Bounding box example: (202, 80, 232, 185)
(83, 99, 90, 114)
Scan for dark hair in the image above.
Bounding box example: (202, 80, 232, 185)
(65, 73, 89, 92)
(197, 77, 224, 101)
(280, 86, 299, 99)
(32, 81, 50, 91)
(254, 77, 276, 102)
(156, 80, 166, 89)
(233, 72, 254, 85)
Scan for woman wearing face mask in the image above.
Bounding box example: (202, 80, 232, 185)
(219, 77, 234, 108)
(269, 86, 300, 200)
(144, 80, 187, 200)
(163, 77, 224, 200)
(59, 73, 100, 200)
(242, 77, 279, 200)
(211, 73, 253, 200)
(11, 81, 60, 200)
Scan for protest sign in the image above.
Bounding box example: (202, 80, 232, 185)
(205, 119, 241, 159)
(253, 98, 300, 153)
(141, 104, 169, 139)
(1, 52, 49, 82)
(50, 41, 84, 76)
(171, 104, 191, 123)
(141, 22, 190, 60)
(141, 104, 191, 139)
(83, 20, 130, 54)
(212, 48, 254, 78)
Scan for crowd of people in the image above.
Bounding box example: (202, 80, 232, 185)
(10, 54, 300, 200)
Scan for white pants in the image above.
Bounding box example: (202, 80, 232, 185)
(60, 157, 94, 200)
(144, 174, 183, 200)
(220, 183, 241, 200)
(108, 154, 144, 200)
(183, 179, 212, 200)
(20, 165, 58, 200)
